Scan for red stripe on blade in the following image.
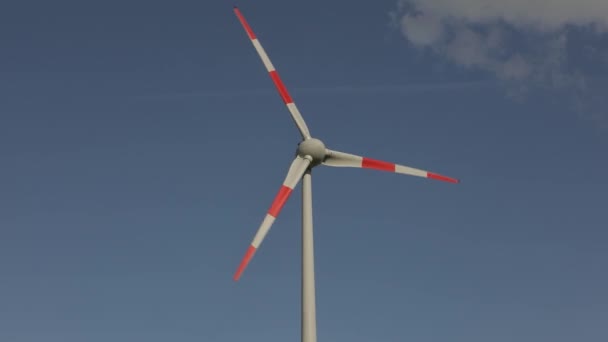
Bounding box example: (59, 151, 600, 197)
(268, 185, 293, 217)
(362, 158, 396, 172)
(234, 245, 257, 281)
(269, 71, 293, 104)
(427, 172, 459, 183)
(233, 7, 257, 40)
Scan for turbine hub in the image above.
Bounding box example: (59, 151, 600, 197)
(297, 138, 326, 166)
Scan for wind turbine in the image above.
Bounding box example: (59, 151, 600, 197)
(231, 6, 459, 342)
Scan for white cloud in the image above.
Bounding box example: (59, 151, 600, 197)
(400, 13, 444, 46)
(403, 0, 608, 31)
(393, 0, 608, 123)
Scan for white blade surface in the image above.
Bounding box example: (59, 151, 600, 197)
(234, 156, 312, 281)
(233, 6, 311, 139)
(323, 149, 459, 183)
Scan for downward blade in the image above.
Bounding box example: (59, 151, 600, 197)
(233, 6, 311, 139)
(234, 156, 312, 281)
(323, 149, 459, 183)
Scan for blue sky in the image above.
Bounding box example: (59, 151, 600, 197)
(1, 1, 607, 341)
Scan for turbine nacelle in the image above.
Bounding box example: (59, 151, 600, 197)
(297, 138, 327, 167)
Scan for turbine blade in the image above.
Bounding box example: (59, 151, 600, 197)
(323, 149, 459, 183)
(233, 6, 311, 139)
(234, 156, 312, 281)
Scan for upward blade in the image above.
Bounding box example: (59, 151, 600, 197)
(234, 156, 312, 281)
(233, 6, 311, 139)
(323, 149, 459, 183)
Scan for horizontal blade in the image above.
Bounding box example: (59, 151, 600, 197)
(323, 149, 459, 183)
(234, 156, 312, 281)
(233, 6, 311, 139)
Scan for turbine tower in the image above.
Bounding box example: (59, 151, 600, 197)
(231, 6, 459, 342)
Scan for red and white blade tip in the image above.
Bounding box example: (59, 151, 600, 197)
(360, 157, 460, 184)
(233, 6, 256, 40)
(427, 172, 459, 184)
(233, 186, 294, 281)
(234, 245, 256, 281)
